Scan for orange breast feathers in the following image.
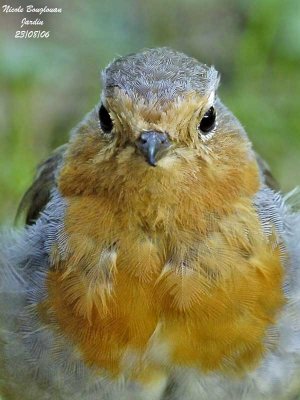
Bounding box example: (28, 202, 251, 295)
(42, 191, 285, 379)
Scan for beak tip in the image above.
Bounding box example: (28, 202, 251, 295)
(148, 156, 157, 167)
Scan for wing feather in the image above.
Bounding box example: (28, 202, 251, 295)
(16, 144, 67, 225)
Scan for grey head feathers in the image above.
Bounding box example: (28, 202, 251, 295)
(102, 47, 220, 103)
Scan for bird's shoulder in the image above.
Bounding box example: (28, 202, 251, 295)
(16, 144, 68, 225)
(254, 151, 279, 192)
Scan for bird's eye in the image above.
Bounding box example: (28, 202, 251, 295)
(198, 106, 216, 135)
(99, 104, 113, 133)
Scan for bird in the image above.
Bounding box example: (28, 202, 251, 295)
(1, 47, 300, 400)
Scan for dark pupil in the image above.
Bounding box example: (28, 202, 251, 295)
(199, 106, 216, 134)
(99, 104, 113, 133)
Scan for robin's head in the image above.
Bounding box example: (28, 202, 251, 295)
(101, 47, 220, 166)
(58, 48, 259, 208)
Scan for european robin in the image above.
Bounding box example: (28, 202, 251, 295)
(1, 48, 300, 400)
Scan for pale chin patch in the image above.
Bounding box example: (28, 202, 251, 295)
(156, 153, 179, 169)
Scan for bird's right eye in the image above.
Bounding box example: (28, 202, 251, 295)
(99, 104, 113, 133)
(198, 106, 216, 135)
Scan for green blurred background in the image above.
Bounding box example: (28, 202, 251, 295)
(0, 0, 300, 226)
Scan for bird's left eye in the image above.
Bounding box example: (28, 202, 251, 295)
(99, 104, 113, 133)
(198, 106, 216, 135)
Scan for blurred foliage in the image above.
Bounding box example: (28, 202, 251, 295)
(0, 0, 300, 225)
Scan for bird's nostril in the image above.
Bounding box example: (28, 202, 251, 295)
(159, 133, 169, 144)
(140, 133, 149, 144)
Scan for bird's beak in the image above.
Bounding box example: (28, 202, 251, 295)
(136, 131, 170, 166)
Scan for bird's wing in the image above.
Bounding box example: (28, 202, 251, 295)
(16, 144, 68, 225)
(254, 152, 280, 192)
